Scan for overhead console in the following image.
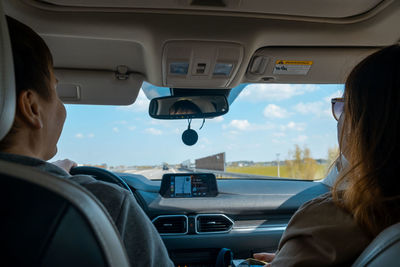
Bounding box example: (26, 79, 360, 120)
(162, 41, 244, 88)
(246, 47, 378, 84)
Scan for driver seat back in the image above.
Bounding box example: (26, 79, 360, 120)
(0, 160, 131, 267)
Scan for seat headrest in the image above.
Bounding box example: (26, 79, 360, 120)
(352, 222, 400, 267)
(0, 2, 16, 141)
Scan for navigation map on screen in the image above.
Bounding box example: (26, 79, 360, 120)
(161, 173, 218, 198)
(174, 176, 192, 197)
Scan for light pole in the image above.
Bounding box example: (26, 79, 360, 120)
(276, 153, 280, 177)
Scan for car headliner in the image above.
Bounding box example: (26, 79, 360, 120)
(3, 0, 400, 104)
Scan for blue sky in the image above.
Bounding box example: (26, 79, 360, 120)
(53, 83, 343, 166)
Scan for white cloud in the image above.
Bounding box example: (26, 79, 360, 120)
(227, 120, 251, 131)
(223, 119, 275, 132)
(238, 84, 318, 102)
(113, 127, 119, 133)
(117, 90, 149, 112)
(128, 126, 136, 131)
(293, 90, 343, 117)
(75, 133, 94, 139)
(294, 89, 344, 118)
(281, 121, 306, 131)
(263, 104, 290, 118)
(145, 128, 163, 135)
(294, 101, 324, 115)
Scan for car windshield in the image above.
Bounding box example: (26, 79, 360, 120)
(54, 82, 343, 181)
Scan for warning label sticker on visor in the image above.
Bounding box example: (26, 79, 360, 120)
(273, 60, 313, 75)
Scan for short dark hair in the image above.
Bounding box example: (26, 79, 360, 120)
(6, 16, 53, 100)
(0, 17, 54, 151)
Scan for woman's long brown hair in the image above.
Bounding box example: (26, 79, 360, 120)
(332, 44, 400, 237)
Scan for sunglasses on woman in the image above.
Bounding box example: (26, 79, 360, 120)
(331, 97, 344, 121)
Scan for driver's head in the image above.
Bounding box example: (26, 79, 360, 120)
(0, 17, 66, 160)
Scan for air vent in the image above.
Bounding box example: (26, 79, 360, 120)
(196, 214, 234, 234)
(152, 215, 188, 235)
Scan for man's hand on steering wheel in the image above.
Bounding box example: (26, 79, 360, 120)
(52, 159, 78, 173)
(70, 165, 134, 196)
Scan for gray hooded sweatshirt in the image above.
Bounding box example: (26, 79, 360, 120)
(0, 152, 174, 267)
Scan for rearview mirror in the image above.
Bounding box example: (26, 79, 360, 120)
(149, 95, 228, 119)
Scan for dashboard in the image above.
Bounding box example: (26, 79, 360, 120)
(118, 171, 330, 265)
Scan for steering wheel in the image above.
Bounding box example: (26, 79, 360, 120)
(70, 166, 134, 196)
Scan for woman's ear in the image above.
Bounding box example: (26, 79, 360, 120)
(17, 90, 43, 129)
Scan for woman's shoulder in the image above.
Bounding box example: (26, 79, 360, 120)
(289, 192, 353, 227)
(279, 191, 372, 254)
(300, 191, 335, 207)
(297, 192, 341, 214)
(274, 192, 371, 266)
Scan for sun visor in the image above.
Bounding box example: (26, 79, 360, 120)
(245, 47, 379, 84)
(54, 69, 144, 105)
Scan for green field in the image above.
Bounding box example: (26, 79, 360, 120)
(226, 164, 328, 180)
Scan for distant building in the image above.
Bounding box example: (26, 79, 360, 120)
(195, 152, 225, 171)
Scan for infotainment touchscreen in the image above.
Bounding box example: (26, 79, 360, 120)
(159, 173, 218, 198)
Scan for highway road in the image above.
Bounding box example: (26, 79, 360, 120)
(123, 167, 186, 180)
